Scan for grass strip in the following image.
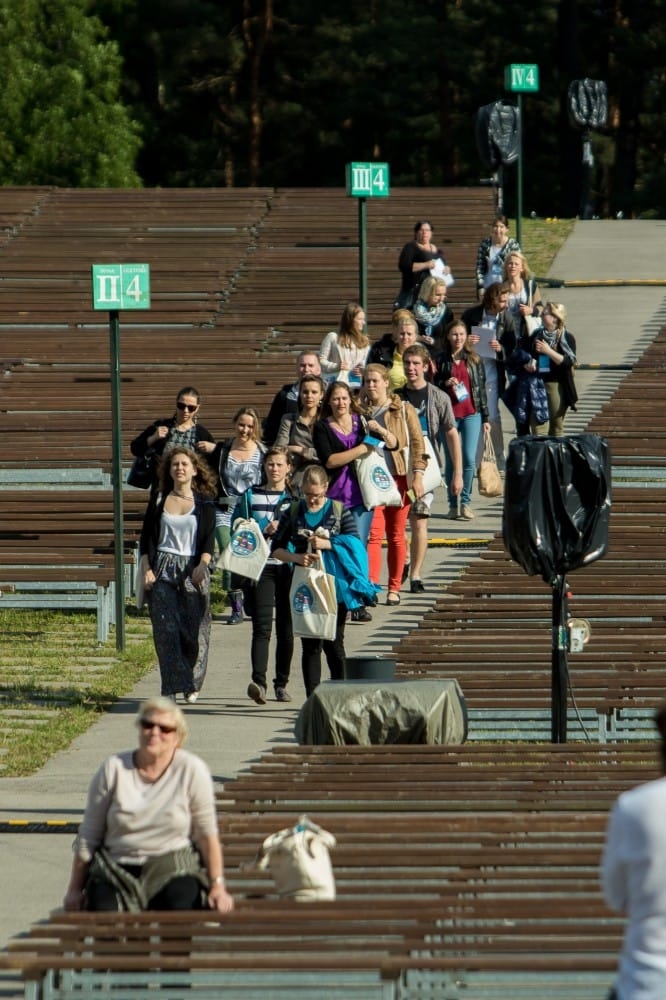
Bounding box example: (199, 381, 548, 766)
(0, 606, 155, 776)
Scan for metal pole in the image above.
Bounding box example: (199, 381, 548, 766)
(358, 197, 367, 313)
(551, 575, 568, 743)
(580, 128, 594, 219)
(109, 310, 126, 651)
(516, 94, 523, 246)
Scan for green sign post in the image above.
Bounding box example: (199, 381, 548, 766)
(92, 263, 151, 651)
(504, 64, 540, 246)
(346, 162, 390, 310)
(504, 64, 539, 93)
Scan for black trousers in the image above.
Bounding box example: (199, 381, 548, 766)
(242, 563, 294, 690)
(300, 603, 347, 697)
(87, 872, 203, 911)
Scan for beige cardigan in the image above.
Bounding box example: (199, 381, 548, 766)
(373, 394, 428, 478)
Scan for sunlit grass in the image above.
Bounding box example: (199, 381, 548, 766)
(0, 607, 155, 775)
(516, 217, 576, 280)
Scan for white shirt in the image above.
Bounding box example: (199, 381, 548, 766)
(601, 775, 666, 999)
(157, 507, 197, 556)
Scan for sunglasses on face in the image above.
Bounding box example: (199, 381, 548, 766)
(176, 401, 198, 412)
(139, 718, 177, 734)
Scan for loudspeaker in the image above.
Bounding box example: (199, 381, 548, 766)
(503, 434, 611, 584)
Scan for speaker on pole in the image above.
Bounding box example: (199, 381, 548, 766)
(503, 434, 611, 742)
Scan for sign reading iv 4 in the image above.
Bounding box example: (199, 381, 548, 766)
(92, 263, 151, 310)
(505, 64, 539, 93)
(346, 162, 390, 198)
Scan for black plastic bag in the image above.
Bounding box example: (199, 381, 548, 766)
(503, 434, 611, 584)
(568, 79, 608, 130)
(475, 100, 520, 170)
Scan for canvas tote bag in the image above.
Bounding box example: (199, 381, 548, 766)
(289, 563, 337, 640)
(354, 449, 402, 509)
(478, 428, 504, 498)
(219, 518, 270, 581)
(242, 816, 337, 901)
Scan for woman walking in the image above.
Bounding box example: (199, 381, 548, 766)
(199, 407, 265, 623)
(233, 447, 295, 705)
(138, 447, 217, 703)
(360, 364, 427, 605)
(318, 302, 370, 387)
(275, 374, 326, 494)
(130, 386, 215, 490)
(436, 320, 490, 521)
(272, 465, 361, 696)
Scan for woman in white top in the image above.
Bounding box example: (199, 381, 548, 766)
(199, 407, 265, 623)
(503, 251, 542, 336)
(63, 697, 234, 914)
(318, 301, 370, 386)
(137, 447, 217, 702)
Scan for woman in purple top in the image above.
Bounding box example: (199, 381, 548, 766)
(312, 381, 375, 623)
(312, 381, 374, 538)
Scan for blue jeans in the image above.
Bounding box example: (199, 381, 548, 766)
(443, 412, 482, 507)
(349, 503, 373, 546)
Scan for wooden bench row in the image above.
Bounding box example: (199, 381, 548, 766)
(4, 742, 655, 998)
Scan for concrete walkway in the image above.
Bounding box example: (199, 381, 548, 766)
(0, 220, 664, 984)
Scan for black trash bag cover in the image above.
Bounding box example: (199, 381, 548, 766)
(475, 100, 520, 169)
(503, 434, 611, 584)
(476, 103, 501, 171)
(568, 78, 608, 130)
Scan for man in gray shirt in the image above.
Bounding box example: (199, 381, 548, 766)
(398, 344, 462, 591)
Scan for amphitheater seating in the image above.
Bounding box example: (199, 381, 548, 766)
(0, 184, 493, 633)
(3, 742, 657, 998)
(391, 323, 666, 741)
(3, 189, 666, 999)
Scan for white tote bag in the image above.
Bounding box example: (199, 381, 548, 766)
(289, 564, 337, 640)
(354, 449, 402, 509)
(242, 816, 337, 902)
(413, 434, 443, 494)
(402, 406, 442, 495)
(219, 518, 270, 581)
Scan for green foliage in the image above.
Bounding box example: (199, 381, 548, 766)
(0, 0, 662, 215)
(0, 0, 141, 186)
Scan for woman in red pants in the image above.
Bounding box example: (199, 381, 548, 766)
(360, 364, 427, 605)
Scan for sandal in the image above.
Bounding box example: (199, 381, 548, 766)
(386, 592, 401, 607)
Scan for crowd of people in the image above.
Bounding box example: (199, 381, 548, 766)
(131, 213, 578, 712)
(64, 211, 585, 922)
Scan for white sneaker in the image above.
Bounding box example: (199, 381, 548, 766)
(184, 691, 199, 704)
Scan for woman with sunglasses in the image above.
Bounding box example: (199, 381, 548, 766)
(138, 446, 217, 703)
(130, 386, 215, 490)
(63, 697, 234, 914)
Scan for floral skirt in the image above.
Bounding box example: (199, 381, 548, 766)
(147, 553, 211, 698)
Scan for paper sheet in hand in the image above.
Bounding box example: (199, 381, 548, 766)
(472, 325, 497, 360)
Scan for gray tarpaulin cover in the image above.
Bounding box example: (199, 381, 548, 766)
(295, 679, 467, 746)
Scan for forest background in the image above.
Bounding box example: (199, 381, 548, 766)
(0, 0, 663, 218)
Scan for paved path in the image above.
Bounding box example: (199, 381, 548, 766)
(0, 221, 664, 982)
